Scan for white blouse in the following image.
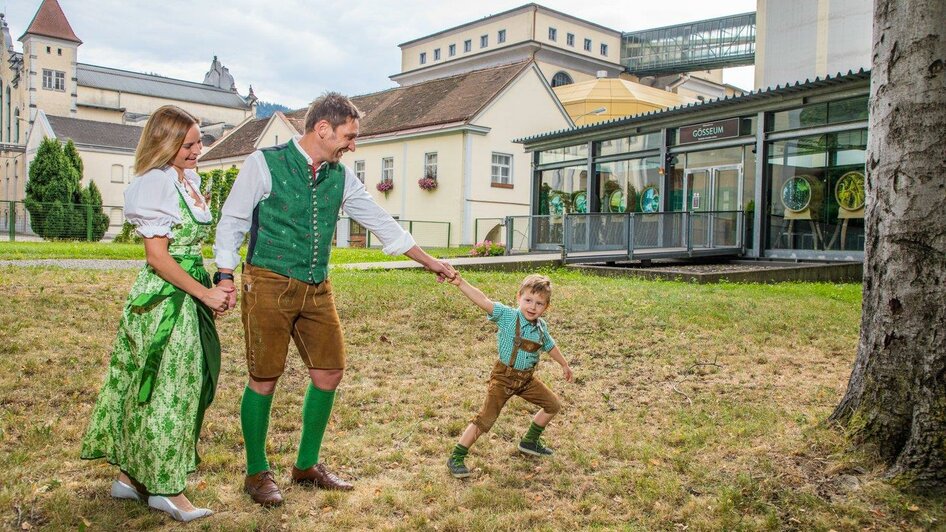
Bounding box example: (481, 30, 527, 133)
(124, 167, 212, 239)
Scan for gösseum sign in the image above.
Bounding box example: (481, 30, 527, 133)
(679, 118, 740, 144)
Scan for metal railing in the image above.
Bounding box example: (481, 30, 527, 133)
(473, 217, 505, 245)
(0, 200, 125, 242)
(364, 219, 452, 248)
(498, 210, 744, 260)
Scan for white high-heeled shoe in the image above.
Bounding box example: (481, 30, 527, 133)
(110, 480, 146, 502)
(147, 495, 213, 522)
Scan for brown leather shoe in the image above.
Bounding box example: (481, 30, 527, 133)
(291, 463, 354, 491)
(244, 471, 284, 507)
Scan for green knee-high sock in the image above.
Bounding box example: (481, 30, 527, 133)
(450, 444, 469, 461)
(241, 386, 274, 476)
(522, 421, 545, 443)
(295, 383, 336, 470)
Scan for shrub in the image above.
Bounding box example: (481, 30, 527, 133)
(469, 240, 505, 257)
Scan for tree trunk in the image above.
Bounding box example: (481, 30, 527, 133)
(829, 0, 946, 491)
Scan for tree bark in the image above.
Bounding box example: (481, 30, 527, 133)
(829, 0, 946, 490)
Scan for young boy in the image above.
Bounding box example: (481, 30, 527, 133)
(446, 273, 573, 478)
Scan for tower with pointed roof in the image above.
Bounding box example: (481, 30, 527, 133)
(19, 0, 82, 121)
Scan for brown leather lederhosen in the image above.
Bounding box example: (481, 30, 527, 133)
(470, 318, 562, 433)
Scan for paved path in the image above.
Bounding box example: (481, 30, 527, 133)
(0, 253, 563, 271)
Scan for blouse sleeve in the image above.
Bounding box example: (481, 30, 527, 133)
(124, 170, 181, 238)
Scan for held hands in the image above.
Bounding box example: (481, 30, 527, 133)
(201, 284, 235, 314)
(218, 279, 238, 311)
(427, 259, 457, 283)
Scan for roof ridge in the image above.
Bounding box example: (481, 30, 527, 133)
(78, 63, 242, 94)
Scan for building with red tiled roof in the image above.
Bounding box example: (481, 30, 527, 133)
(201, 62, 572, 247)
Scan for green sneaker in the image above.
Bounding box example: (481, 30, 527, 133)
(518, 438, 554, 457)
(447, 456, 470, 478)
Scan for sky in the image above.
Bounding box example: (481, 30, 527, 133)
(4, 0, 757, 109)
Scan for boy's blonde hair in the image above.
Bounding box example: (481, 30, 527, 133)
(134, 105, 199, 176)
(518, 274, 552, 301)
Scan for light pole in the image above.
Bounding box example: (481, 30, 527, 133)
(573, 106, 606, 126)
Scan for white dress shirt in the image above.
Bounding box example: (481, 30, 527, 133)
(125, 167, 211, 238)
(213, 136, 415, 270)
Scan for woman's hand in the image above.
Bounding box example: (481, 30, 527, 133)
(201, 285, 235, 313)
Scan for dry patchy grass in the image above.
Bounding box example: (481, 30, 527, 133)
(0, 266, 942, 530)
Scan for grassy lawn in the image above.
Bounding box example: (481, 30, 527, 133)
(0, 266, 942, 530)
(0, 241, 471, 263)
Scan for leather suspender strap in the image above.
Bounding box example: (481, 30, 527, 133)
(508, 318, 522, 369)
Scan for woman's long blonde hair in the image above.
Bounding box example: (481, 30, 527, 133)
(133, 105, 198, 176)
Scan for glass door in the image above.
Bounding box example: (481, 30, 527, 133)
(683, 165, 743, 248)
(714, 166, 742, 247)
(684, 168, 712, 248)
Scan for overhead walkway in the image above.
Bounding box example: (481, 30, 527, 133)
(622, 12, 756, 76)
(503, 211, 746, 265)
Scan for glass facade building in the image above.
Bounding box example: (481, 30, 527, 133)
(520, 70, 870, 261)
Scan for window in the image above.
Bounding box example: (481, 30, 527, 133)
(497, 29, 506, 43)
(381, 157, 394, 182)
(42, 69, 65, 91)
(600, 43, 608, 56)
(551, 71, 573, 87)
(354, 160, 365, 183)
(111, 164, 124, 183)
(57, 48, 62, 56)
(480, 34, 488, 48)
(566, 33, 575, 46)
(548, 27, 557, 41)
(584, 38, 592, 52)
(434, 48, 441, 61)
(419, 52, 427, 65)
(449, 44, 456, 56)
(464, 39, 472, 53)
(424, 152, 438, 179)
(490, 153, 513, 186)
(46, 46, 50, 53)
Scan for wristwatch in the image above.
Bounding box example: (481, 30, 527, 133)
(213, 271, 235, 285)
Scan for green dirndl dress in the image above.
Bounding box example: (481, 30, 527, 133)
(81, 192, 220, 496)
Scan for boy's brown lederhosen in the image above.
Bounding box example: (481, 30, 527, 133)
(471, 318, 561, 434)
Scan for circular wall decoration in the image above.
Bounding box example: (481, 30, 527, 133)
(835, 171, 866, 211)
(639, 185, 660, 213)
(608, 190, 626, 213)
(781, 175, 814, 212)
(548, 194, 565, 216)
(573, 191, 588, 213)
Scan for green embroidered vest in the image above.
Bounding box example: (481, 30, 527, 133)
(247, 143, 345, 284)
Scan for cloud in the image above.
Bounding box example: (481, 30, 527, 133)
(4, 0, 757, 107)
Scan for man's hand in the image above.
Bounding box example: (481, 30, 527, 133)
(218, 279, 237, 310)
(426, 259, 457, 283)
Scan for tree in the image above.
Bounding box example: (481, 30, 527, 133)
(24, 137, 109, 241)
(24, 138, 78, 239)
(829, 0, 946, 490)
(200, 167, 239, 245)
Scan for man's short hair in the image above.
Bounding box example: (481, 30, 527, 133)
(304, 92, 362, 132)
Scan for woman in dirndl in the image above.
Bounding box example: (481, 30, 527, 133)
(81, 105, 233, 523)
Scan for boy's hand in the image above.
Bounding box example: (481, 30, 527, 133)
(449, 273, 464, 286)
(562, 364, 574, 382)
